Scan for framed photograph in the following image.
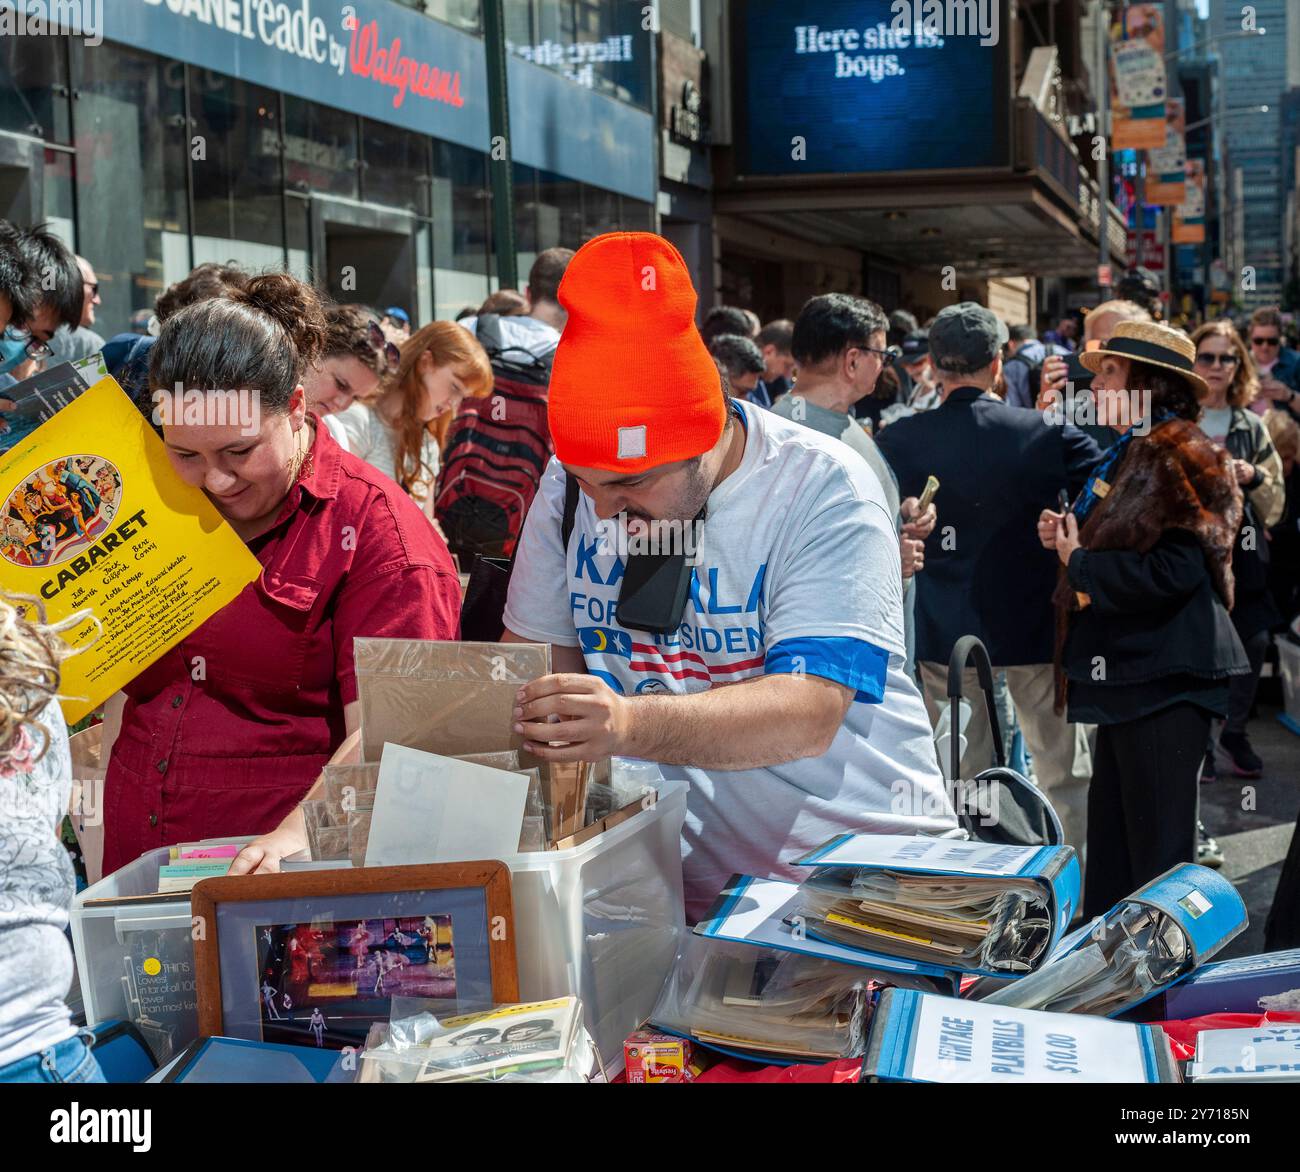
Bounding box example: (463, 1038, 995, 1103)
(192, 863, 517, 1051)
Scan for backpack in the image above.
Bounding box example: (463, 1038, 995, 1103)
(435, 314, 558, 560)
(1005, 343, 1067, 402)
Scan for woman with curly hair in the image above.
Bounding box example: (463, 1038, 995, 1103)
(1189, 320, 1285, 781)
(0, 598, 104, 1083)
(1037, 321, 1249, 916)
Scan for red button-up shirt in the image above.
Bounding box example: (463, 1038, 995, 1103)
(102, 418, 461, 875)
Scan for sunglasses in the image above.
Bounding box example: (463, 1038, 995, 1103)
(1195, 352, 1239, 368)
(84, 281, 99, 296)
(1251, 335, 1280, 347)
(367, 321, 401, 373)
(852, 343, 902, 361)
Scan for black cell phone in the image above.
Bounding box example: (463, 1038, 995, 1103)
(1058, 489, 1070, 513)
(617, 551, 695, 635)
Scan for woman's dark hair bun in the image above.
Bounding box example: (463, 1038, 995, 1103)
(233, 273, 328, 369)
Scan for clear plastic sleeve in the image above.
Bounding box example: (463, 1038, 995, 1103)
(977, 901, 1191, 1015)
(649, 936, 869, 1062)
(358, 996, 595, 1083)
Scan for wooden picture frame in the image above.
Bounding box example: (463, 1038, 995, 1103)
(192, 862, 517, 1045)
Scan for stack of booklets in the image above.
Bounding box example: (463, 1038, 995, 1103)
(970, 863, 1247, 1017)
(156, 843, 238, 893)
(697, 834, 1079, 981)
(359, 998, 588, 1083)
(862, 988, 1181, 1083)
(1187, 1024, 1300, 1082)
(649, 937, 871, 1064)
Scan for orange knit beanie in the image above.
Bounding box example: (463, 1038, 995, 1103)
(548, 232, 726, 473)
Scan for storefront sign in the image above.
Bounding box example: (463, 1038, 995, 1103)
(87, 0, 490, 151)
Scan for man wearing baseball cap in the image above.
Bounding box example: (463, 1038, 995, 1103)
(876, 302, 1102, 856)
(503, 233, 956, 920)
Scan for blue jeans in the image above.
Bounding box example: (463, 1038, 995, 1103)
(0, 1030, 105, 1084)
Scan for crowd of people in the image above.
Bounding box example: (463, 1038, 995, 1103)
(1, 219, 1299, 1082)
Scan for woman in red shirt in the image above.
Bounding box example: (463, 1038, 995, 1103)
(100, 274, 464, 876)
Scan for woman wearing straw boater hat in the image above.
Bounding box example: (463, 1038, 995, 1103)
(1037, 320, 1250, 917)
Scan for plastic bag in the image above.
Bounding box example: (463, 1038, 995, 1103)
(358, 996, 595, 1083)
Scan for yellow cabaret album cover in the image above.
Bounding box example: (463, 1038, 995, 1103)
(0, 376, 262, 722)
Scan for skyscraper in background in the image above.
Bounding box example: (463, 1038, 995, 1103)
(1210, 0, 1292, 306)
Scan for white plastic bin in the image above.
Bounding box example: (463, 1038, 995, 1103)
(70, 848, 200, 1065)
(1279, 637, 1300, 725)
(501, 778, 687, 1070)
(73, 779, 688, 1073)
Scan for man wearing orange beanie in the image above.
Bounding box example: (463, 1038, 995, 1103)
(503, 233, 955, 920)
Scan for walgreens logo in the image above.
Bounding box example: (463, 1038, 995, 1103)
(349, 16, 464, 109)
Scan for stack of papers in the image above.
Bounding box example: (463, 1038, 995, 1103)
(1188, 1025, 1300, 1082)
(156, 858, 232, 894)
(787, 834, 1079, 977)
(650, 939, 869, 1063)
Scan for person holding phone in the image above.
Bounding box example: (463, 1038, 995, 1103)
(501, 233, 956, 921)
(1037, 320, 1249, 916)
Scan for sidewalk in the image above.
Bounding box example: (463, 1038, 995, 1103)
(1200, 701, 1300, 957)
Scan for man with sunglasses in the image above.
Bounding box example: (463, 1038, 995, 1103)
(46, 255, 106, 367)
(876, 303, 1103, 857)
(1247, 307, 1300, 419)
(502, 233, 957, 921)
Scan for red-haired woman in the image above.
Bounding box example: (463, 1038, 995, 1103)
(334, 321, 493, 520)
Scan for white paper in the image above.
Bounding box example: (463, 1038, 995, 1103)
(1190, 1026, 1300, 1081)
(907, 994, 1151, 1083)
(801, 833, 1042, 876)
(365, 744, 529, 867)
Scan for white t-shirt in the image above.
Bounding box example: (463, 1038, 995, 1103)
(335, 402, 440, 502)
(504, 399, 956, 920)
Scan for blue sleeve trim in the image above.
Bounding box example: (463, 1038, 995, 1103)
(765, 636, 890, 703)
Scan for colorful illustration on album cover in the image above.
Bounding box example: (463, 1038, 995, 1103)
(256, 915, 456, 1048)
(0, 454, 122, 568)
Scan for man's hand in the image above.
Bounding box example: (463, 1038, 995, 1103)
(1038, 508, 1064, 551)
(1037, 354, 1070, 411)
(1055, 511, 1081, 566)
(901, 535, 925, 579)
(515, 673, 632, 761)
(900, 497, 937, 540)
(1258, 375, 1292, 403)
(1234, 459, 1257, 486)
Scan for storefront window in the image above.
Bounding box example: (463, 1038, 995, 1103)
(188, 70, 286, 273)
(513, 161, 539, 287)
(394, 0, 483, 34)
(432, 141, 491, 320)
(582, 183, 618, 241)
(283, 98, 359, 202)
(42, 148, 75, 251)
(69, 43, 190, 335)
(537, 170, 583, 250)
(0, 34, 71, 144)
(509, 0, 653, 109)
(361, 119, 432, 217)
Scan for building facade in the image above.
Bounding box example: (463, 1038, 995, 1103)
(0, 0, 659, 336)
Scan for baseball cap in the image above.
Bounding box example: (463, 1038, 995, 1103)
(385, 307, 410, 325)
(929, 302, 1009, 374)
(900, 329, 929, 362)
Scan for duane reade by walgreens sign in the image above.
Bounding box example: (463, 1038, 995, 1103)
(117, 0, 484, 138)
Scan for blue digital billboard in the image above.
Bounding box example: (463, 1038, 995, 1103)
(734, 0, 1011, 176)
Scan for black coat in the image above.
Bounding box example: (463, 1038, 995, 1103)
(875, 387, 1102, 665)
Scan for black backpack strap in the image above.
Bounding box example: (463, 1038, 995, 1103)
(561, 472, 579, 551)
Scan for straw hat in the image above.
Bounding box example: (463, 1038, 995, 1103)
(1079, 319, 1209, 399)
